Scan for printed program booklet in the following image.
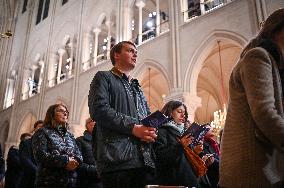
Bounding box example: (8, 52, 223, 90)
(141, 110, 168, 128)
(182, 122, 210, 146)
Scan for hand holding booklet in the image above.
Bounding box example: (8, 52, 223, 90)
(141, 110, 168, 128)
(182, 122, 210, 146)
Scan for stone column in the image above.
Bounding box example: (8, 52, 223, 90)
(105, 21, 113, 60)
(56, 48, 66, 84)
(169, 0, 182, 88)
(37, 60, 44, 92)
(68, 41, 73, 77)
(48, 53, 57, 87)
(10, 70, 17, 105)
(22, 69, 31, 100)
(82, 32, 91, 70)
(4, 78, 14, 108)
(92, 28, 101, 66)
(135, 0, 145, 45)
(156, 0, 160, 36)
(182, 0, 189, 21)
(29, 65, 38, 96)
(200, 0, 205, 14)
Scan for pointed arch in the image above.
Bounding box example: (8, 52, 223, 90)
(17, 112, 37, 142)
(0, 120, 9, 152)
(96, 13, 107, 28)
(184, 30, 247, 95)
(132, 59, 171, 87)
(133, 59, 171, 111)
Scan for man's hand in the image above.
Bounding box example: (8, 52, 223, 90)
(132, 124, 157, 142)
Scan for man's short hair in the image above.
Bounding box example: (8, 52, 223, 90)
(110, 41, 136, 66)
(34, 120, 44, 129)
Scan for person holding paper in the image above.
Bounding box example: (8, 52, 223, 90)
(88, 41, 157, 188)
(154, 100, 200, 187)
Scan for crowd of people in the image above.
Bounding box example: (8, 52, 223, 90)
(0, 8, 283, 188)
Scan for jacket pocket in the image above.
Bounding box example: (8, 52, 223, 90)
(101, 137, 133, 163)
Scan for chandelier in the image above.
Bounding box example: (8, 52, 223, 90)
(0, 30, 13, 39)
(210, 104, 227, 137)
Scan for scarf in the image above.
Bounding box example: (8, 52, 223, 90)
(165, 120, 185, 136)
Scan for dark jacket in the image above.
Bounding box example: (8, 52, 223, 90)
(0, 145, 5, 182)
(154, 123, 199, 187)
(199, 138, 219, 188)
(88, 69, 155, 174)
(76, 131, 102, 188)
(5, 146, 23, 188)
(32, 125, 83, 188)
(19, 138, 37, 188)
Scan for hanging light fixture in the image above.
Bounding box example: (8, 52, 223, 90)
(211, 40, 227, 137)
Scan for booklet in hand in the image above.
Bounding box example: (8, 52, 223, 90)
(141, 110, 168, 128)
(182, 122, 210, 146)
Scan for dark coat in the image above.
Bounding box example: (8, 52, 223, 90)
(18, 138, 37, 188)
(76, 131, 102, 188)
(154, 124, 199, 187)
(5, 146, 23, 188)
(199, 139, 219, 188)
(88, 69, 155, 174)
(0, 145, 5, 182)
(32, 125, 83, 188)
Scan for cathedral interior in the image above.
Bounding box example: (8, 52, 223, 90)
(0, 0, 283, 156)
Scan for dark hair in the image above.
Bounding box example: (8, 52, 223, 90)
(33, 120, 44, 129)
(20, 133, 32, 141)
(161, 100, 188, 121)
(43, 104, 69, 127)
(110, 41, 136, 65)
(259, 8, 284, 39)
(241, 8, 284, 58)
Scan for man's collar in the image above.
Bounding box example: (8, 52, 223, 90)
(111, 67, 124, 78)
(111, 67, 132, 80)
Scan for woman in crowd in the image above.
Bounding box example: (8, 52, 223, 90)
(220, 8, 284, 187)
(193, 138, 219, 188)
(32, 104, 82, 188)
(154, 100, 200, 187)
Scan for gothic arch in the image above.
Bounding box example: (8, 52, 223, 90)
(96, 13, 107, 28)
(184, 30, 247, 95)
(17, 112, 37, 142)
(184, 30, 247, 123)
(0, 120, 9, 153)
(133, 60, 170, 111)
(76, 95, 89, 137)
(55, 97, 70, 110)
(132, 59, 171, 87)
(27, 39, 46, 64)
(51, 20, 76, 50)
(62, 35, 71, 46)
